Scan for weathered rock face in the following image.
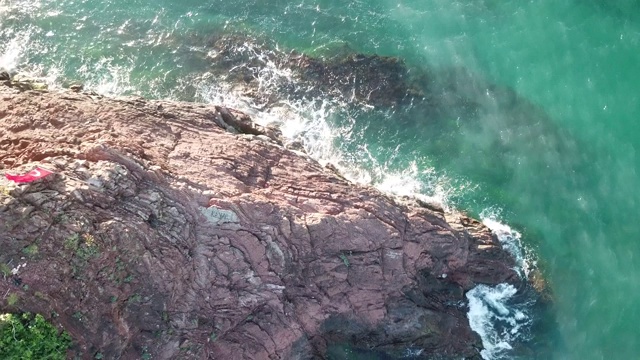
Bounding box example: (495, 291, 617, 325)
(0, 85, 520, 359)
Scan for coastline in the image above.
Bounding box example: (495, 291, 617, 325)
(0, 83, 539, 359)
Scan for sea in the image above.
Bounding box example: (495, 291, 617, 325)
(2, 1, 639, 359)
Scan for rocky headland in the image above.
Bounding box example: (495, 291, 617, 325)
(0, 80, 527, 359)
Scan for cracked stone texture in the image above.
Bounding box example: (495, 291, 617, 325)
(0, 86, 520, 359)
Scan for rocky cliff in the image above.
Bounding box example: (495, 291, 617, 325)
(0, 84, 521, 359)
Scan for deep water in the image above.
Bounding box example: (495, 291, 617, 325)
(2, 0, 640, 359)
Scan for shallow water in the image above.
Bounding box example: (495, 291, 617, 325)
(2, 0, 640, 358)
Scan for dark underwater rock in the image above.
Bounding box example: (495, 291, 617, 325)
(204, 33, 426, 107)
(287, 52, 424, 106)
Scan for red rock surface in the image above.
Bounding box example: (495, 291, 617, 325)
(0, 86, 519, 359)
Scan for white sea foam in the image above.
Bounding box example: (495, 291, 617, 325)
(480, 208, 536, 277)
(0, 28, 31, 72)
(0, 0, 42, 18)
(465, 210, 537, 359)
(466, 283, 532, 360)
(78, 58, 136, 96)
(0, 11, 63, 87)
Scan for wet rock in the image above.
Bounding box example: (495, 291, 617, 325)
(284, 140, 305, 152)
(0, 87, 526, 359)
(7, 73, 48, 91)
(30, 82, 48, 91)
(69, 83, 84, 92)
(0, 70, 10, 81)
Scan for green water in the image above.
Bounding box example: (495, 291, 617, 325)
(2, 0, 640, 358)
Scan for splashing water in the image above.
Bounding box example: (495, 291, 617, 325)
(0, 29, 31, 72)
(481, 209, 537, 278)
(464, 209, 540, 360)
(467, 283, 532, 360)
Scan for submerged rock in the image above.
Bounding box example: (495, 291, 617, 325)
(0, 85, 525, 359)
(287, 52, 424, 106)
(204, 33, 426, 107)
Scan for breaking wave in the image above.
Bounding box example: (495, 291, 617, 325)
(464, 210, 538, 360)
(0, 28, 31, 72)
(481, 209, 537, 278)
(467, 283, 532, 360)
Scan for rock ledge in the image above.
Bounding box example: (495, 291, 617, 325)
(0, 86, 520, 359)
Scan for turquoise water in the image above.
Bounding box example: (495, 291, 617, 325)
(2, 0, 640, 358)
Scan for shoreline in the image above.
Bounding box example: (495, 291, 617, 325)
(0, 83, 543, 359)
